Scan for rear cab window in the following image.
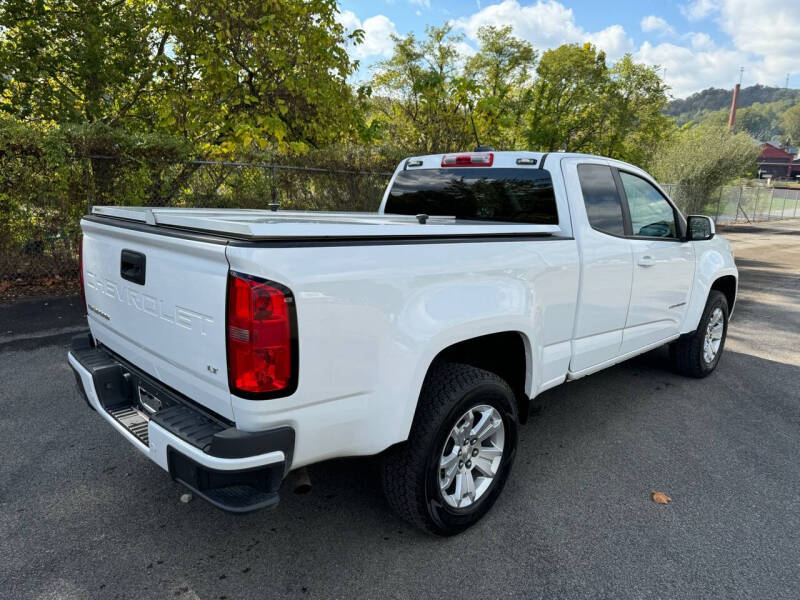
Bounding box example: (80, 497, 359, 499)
(384, 167, 559, 224)
(577, 164, 625, 236)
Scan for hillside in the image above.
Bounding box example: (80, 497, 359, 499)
(666, 84, 800, 125)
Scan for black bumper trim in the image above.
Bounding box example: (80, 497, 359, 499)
(167, 447, 282, 514)
(68, 334, 295, 464)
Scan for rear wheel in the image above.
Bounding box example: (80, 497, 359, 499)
(670, 290, 729, 378)
(381, 362, 518, 536)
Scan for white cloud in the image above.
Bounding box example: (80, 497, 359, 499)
(454, 40, 478, 59)
(717, 0, 800, 84)
(337, 9, 361, 33)
(690, 32, 714, 50)
(680, 0, 718, 21)
(635, 40, 747, 98)
(636, 0, 800, 96)
(587, 25, 634, 60)
(410, 0, 431, 8)
(452, 0, 634, 61)
(336, 11, 398, 60)
(640, 15, 675, 36)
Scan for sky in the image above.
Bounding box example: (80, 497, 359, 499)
(336, 0, 800, 99)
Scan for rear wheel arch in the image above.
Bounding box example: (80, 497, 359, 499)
(419, 331, 531, 424)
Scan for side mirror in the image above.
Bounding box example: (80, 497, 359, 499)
(687, 215, 715, 241)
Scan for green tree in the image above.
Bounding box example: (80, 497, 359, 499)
(0, 0, 162, 125)
(525, 43, 610, 153)
(603, 55, 672, 166)
(158, 0, 367, 155)
(370, 25, 475, 154)
(649, 124, 759, 213)
(525, 45, 671, 165)
(780, 103, 800, 145)
(0, 0, 366, 154)
(466, 26, 537, 150)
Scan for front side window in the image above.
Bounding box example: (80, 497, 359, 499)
(577, 164, 625, 236)
(619, 172, 677, 238)
(384, 168, 558, 224)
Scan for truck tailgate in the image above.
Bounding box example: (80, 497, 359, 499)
(81, 218, 233, 419)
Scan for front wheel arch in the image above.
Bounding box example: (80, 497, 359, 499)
(711, 275, 737, 316)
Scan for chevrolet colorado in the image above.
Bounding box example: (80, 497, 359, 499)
(68, 151, 737, 535)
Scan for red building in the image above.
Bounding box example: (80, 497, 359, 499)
(757, 143, 800, 180)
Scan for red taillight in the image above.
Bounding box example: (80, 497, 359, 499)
(441, 153, 493, 167)
(78, 235, 86, 311)
(226, 272, 296, 398)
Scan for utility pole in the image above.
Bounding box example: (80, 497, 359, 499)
(739, 67, 744, 86)
(787, 74, 791, 89)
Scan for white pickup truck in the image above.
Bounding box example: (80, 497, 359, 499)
(69, 151, 737, 535)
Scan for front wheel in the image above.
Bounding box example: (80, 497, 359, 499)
(381, 362, 518, 536)
(670, 290, 729, 378)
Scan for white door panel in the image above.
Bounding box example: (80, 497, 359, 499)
(617, 164, 696, 354)
(571, 329, 623, 372)
(623, 240, 694, 352)
(561, 157, 633, 372)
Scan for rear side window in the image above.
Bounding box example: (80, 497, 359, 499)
(384, 168, 558, 224)
(577, 164, 625, 236)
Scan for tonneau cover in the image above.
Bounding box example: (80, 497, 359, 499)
(90, 206, 564, 239)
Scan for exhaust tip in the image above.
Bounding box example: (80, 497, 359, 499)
(290, 467, 312, 495)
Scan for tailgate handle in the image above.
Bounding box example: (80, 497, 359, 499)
(120, 250, 146, 285)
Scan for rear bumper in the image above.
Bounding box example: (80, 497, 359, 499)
(68, 334, 294, 513)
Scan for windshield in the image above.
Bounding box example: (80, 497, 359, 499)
(384, 167, 558, 224)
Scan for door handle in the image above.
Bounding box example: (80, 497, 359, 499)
(638, 255, 655, 267)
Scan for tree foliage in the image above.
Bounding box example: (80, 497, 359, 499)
(526, 43, 610, 153)
(0, 0, 159, 124)
(0, 0, 367, 154)
(466, 26, 537, 150)
(372, 34, 671, 166)
(525, 44, 671, 165)
(370, 25, 475, 154)
(157, 0, 367, 155)
(780, 103, 800, 145)
(649, 124, 760, 213)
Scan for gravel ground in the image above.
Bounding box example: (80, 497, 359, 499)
(1, 220, 798, 600)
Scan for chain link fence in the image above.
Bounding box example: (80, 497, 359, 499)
(661, 183, 800, 225)
(2, 157, 799, 298)
(0, 156, 392, 296)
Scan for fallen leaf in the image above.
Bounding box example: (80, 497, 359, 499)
(652, 490, 671, 504)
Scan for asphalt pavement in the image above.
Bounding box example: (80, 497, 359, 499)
(1, 220, 798, 599)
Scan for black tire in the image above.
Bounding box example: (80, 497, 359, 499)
(670, 290, 729, 378)
(381, 362, 519, 536)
